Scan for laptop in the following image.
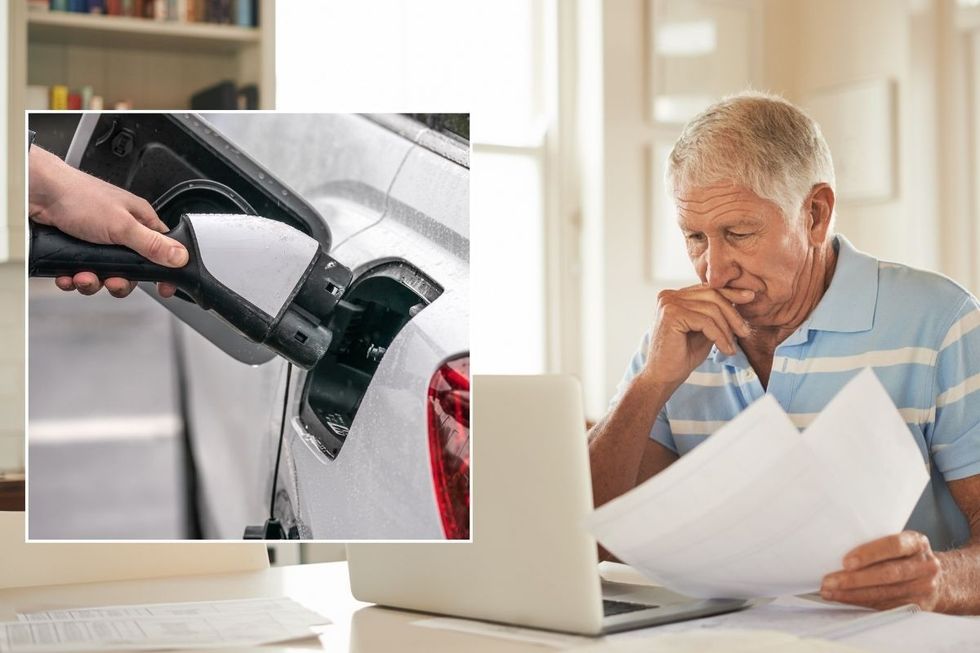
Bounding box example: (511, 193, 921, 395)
(347, 375, 748, 635)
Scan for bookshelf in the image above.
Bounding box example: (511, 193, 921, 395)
(4, 0, 276, 262)
(28, 11, 262, 52)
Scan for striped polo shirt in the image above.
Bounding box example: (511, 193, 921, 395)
(612, 234, 980, 551)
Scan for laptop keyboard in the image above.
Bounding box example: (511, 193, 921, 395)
(602, 599, 656, 617)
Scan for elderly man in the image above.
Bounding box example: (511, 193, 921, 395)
(588, 92, 980, 614)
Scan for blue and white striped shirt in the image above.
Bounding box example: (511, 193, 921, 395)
(613, 235, 980, 551)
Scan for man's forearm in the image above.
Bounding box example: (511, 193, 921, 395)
(588, 372, 675, 508)
(937, 542, 980, 614)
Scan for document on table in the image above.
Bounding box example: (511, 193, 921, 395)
(571, 629, 868, 653)
(585, 368, 929, 599)
(618, 596, 904, 640)
(605, 596, 980, 653)
(838, 611, 980, 653)
(0, 597, 330, 652)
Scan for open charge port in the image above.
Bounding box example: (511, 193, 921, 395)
(299, 261, 443, 459)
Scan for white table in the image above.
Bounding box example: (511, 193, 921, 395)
(0, 562, 559, 652)
(5, 562, 973, 652)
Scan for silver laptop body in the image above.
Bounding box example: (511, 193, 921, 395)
(347, 375, 747, 635)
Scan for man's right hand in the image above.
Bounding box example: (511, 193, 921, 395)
(643, 284, 756, 386)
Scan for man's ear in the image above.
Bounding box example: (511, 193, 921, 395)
(806, 183, 835, 245)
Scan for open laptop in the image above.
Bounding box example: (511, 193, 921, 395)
(347, 375, 748, 635)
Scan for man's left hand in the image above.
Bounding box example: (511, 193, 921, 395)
(820, 531, 945, 611)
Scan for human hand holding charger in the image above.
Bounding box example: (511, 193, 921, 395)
(27, 143, 188, 298)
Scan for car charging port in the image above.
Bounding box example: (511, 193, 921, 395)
(298, 260, 443, 459)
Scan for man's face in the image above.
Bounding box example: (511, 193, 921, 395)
(675, 182, 816, 327)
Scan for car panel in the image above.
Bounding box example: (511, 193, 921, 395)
(176, 323, 286, 538)
(386, 145, 470, 243)
(286, 219, 468, 539)
(174, 114, 469, 539)
(202, 113, 416, 247)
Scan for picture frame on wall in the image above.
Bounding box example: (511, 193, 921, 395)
(804, 78, 897, 204)
(647, 0, 761, 127)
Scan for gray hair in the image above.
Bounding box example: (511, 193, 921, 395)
(665, 91, 836, 222)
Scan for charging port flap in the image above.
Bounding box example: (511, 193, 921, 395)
(298, 260, 443, 459)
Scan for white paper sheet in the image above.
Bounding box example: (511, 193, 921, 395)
(573, 629, 867, 653)
(615, 596, 900, 641)
(1, 597, 330, 652)
(586, 369, 930, 598)
(837, 611, 980, 653)
(15, 597, 320, 624)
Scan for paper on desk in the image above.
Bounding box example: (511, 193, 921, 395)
(618, 595, 881, 641)
(572, 629, 868, 653)
(14, 597, 322, 624)
(837, 611, 980, 653)
(0, 597, 330, 652)
(586, 368, 929, 599)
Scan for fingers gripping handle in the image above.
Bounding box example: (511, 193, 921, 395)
(28, 221, 194, 284)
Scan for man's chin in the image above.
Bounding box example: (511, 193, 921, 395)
(735, 300, 762, 316)
(735, 299, 772, 323)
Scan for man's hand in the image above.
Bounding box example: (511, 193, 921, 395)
(820, 531, 945, 611)
(644, 284, 756, 386)
(28, 145, 187, 298)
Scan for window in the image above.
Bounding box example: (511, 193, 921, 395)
(648, 0, 760, 283)
(471, 0, 553, 374)
(275, 1, 471, 110)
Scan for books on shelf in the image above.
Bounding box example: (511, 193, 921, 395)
(44, 0, 258, 26)
(32, 84, 108, 110)
(28, 81, 258, 110)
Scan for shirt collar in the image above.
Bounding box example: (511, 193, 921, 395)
(710, 234, 878, 364)
(806, 233, 878, 334)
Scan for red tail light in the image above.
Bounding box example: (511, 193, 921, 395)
(427, 355, 470, 539)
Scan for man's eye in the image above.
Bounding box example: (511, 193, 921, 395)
(729, 232, 752, 239)
(685, 233, 705, 242)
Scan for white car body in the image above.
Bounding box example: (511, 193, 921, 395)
(165, 114, 468, 539)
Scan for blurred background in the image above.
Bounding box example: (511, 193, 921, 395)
(471, 0, 980, 421)
(3, 0, 980, 554)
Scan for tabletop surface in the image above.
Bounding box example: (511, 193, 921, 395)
(0, 561, 583, 652)
(5, 561, 973, 652)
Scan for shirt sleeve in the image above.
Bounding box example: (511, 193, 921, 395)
(931, 294, 980, 480)
(608, 331, 678, 454)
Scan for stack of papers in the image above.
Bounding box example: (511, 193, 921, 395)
(586, 368, 929, 598)
(0, 597, 330, 652)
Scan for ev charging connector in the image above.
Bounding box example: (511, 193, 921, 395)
(28, 213, 353, 370)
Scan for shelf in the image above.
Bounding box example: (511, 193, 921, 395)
(28, 11, 260, 54)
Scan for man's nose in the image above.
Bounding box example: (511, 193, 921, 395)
(705, 241, 738, 289)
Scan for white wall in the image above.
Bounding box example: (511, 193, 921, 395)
(770, 0, 940, 272)
(0, 264, 24, 472)
(576, 0, 660, 417)
(0, 0, 8, 263)
(276, 0, 471, 111)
